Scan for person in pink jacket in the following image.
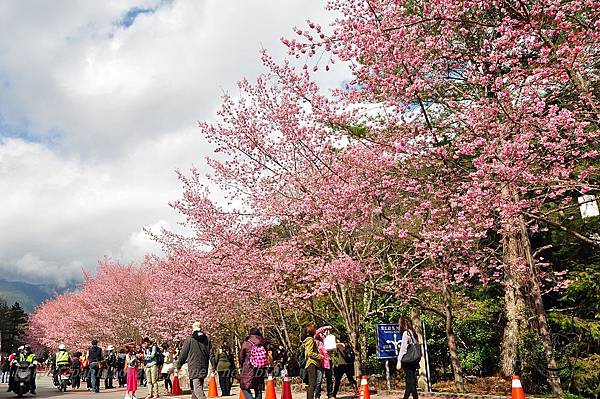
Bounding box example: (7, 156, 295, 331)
(314, 326, 334, 399)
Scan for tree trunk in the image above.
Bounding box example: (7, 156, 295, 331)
(411, 308, 429, 391)
(500, 216, 529, 377)
(277, 304, 293, 354)
(442, 278, 464, 392)
(518, 216, 564, 397)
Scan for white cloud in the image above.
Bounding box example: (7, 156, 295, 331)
(119, 220, 169, 262)
(0, 0, 349, 286)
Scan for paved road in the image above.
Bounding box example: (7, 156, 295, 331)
(0, 375, 362, 399)
(0, 374, 202, 399)
(0, 374, 362, 399)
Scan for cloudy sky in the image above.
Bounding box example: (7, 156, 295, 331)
(0, 0, 346, 286)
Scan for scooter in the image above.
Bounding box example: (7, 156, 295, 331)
(57, 367, 71, 392)
(13, 362, 34, 398)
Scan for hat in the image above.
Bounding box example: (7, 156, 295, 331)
(18, 346, 24, 351)
(107, 345, 114, 351)
(59, 344, 66, 350)
(192, 321, 202, 332)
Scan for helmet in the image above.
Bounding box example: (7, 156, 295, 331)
(24, 344, 32, 351)
(59, 344, 66, 350)
(18, 346, 24, 351)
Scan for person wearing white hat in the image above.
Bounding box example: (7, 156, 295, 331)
(105, 345, 117, 389)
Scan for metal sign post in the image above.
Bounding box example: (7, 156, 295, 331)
(385, 359, 391, 391)
(376, 323, 402, 391)
(422, 321, 432, 392)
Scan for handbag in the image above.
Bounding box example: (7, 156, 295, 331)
(400, 331, 422, 366)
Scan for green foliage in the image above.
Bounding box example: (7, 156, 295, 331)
(562, 268, 600, 319)
(455, 299, 502, 376)
(0, 300, 29, 353)
(517, 331, 550, 394)
(570, 354, 600, 399)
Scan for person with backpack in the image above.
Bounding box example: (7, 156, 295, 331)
(396, 317, 422, 399)
(105, 345, 117, 389)
(70, 352, 82, 389)
(302, 323, 323, 399)
(332, 334, 358, 399)
(142, 337, 160, 399)
(177, 322, 216, 399)
(238, 328, 269, 399)
(117, 348, 128, 388)
(87, 340, 103, 393)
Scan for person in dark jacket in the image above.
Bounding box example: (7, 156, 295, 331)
(70, 353, 82, 390)
(116, 349, 127, 388)
(216, 343, 235, 396)
(238, 328, 269, 399)
(87, 340, 103, 393)
(177, 322, 216, 399)
(105, 345, 117, 389)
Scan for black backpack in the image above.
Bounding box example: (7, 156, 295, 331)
(340, 344, 355, 364)
(297, 343, 307, 369)
(156, 350, 165, 367)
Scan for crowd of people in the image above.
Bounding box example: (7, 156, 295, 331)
(0, 317, 421, 399)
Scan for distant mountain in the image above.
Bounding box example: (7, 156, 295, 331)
(0, 279, 78, 313)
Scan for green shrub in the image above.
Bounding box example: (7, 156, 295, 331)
(570, 354, 600, 399)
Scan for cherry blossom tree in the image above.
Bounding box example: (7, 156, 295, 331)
(30, 258, 156, 349)
(283, 0, 599, 394)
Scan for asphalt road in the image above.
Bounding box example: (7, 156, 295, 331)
(0, 374, 197, 399)
(0, 374, 359, 399)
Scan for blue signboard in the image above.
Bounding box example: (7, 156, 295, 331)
(376, 323, 402, 359)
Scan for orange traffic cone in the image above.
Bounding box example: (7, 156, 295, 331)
(208, 373, 219, 398)
(265, 376, 277, 399)
(281, 374, 292, 399)
(512, 376, 526, 399)
(359, 376, 371, 399)
(171, 374, 183, 396)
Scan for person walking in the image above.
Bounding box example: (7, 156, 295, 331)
(216, 343, 235, 396)
(117, 349, 127, 388)
(81, 352, 91, 391)
(126, 345, 140, 399)
(177, 322, 216, 399)
(87, 340, 103, 393)
(239, 328, 269, 399)
(397, 317, 420, 399)
(314, 327, 334, 399)
(143, 337, 160, 399)
(1, 353, 10, 383)
(160, 343, 174, 395)
(303, 323, 323, 399)
(332, 334, 357, 399)
(71, 352, 82, 390)
(105, 345, 117, 389)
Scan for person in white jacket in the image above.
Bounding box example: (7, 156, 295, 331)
(396, 318, 420, 399)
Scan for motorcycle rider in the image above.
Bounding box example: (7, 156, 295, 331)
(7, 346, 24, 393)
(52, 344, 71, 386)
(10, 344, 37, 395)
